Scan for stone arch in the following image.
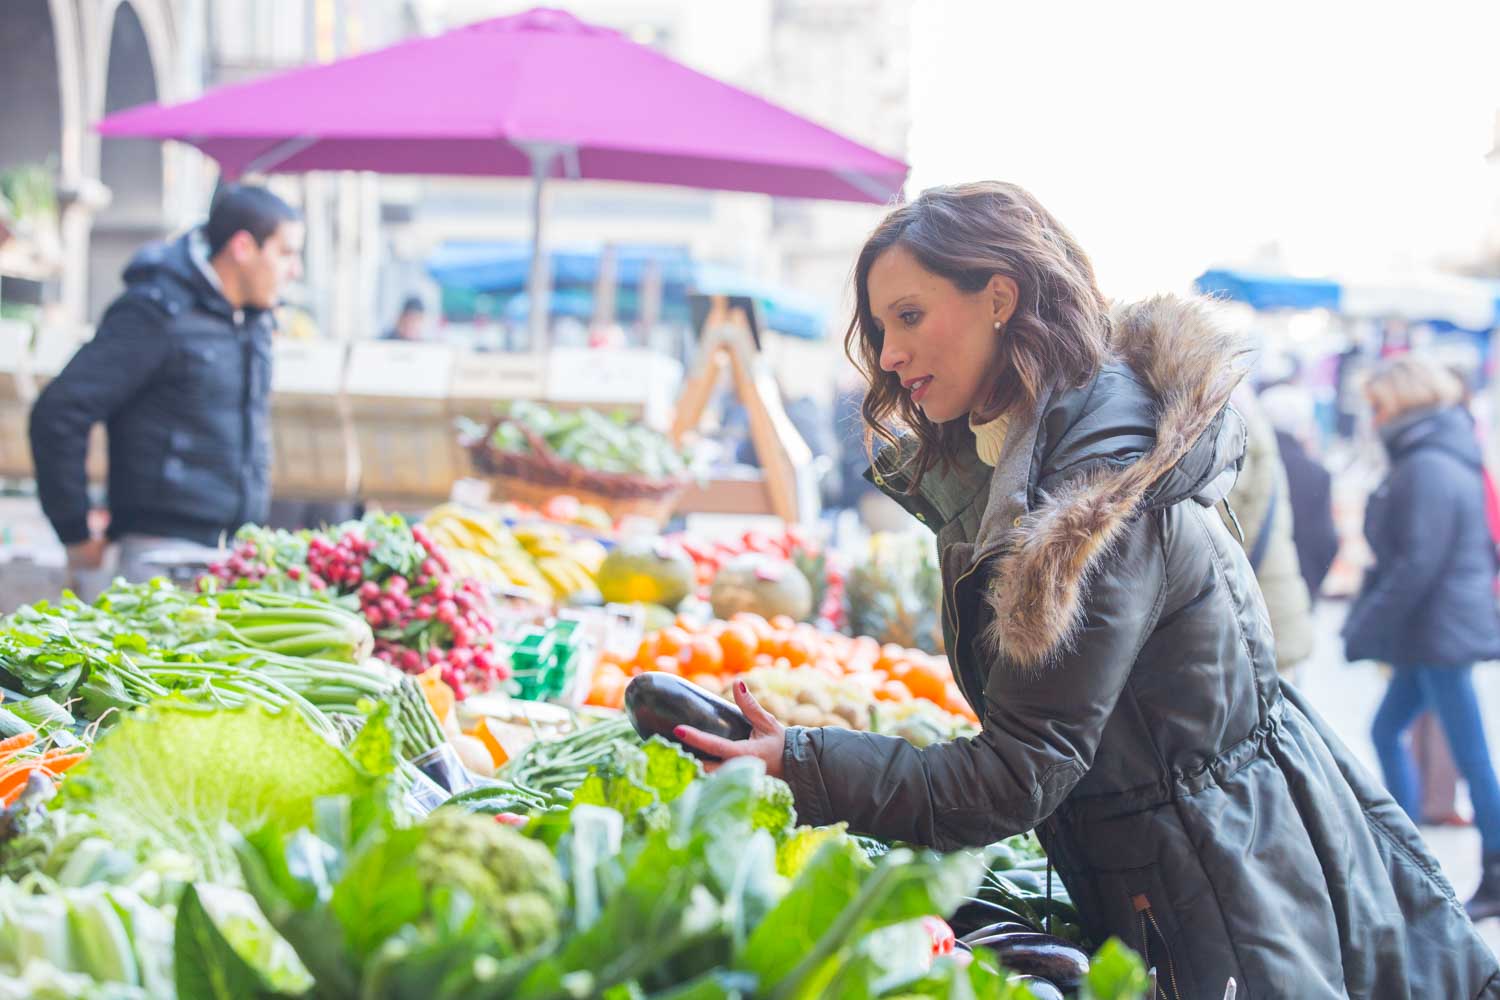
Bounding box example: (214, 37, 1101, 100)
(0, 0, 84, 232)
(86, 0, 172, 321)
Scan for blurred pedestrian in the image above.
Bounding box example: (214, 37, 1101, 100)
(381, 295, 426, 341)
(1259, 383, 1339, 600)
(30, 184, 302, 598)
(1343, 355, 1500, 921)
(1221, 386, 1314, 676)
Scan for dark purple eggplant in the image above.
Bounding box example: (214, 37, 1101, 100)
(1007, 975, 1064, 1000)
(960, 921, 1035, 946)
(624, 673, 753, 759)
(969, 932, 1088, 990)
(948, 897, 1036, 937)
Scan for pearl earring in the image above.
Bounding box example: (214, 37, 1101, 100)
(993, 321, 1003, 332)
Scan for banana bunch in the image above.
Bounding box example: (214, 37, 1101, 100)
(424, 504, 606, 600)
(511, 522, 606, 599)
(424, 505, 552, 597)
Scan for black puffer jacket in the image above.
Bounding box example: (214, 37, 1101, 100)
(782, 297, 1499, 999)
(1343, 405, 1500, 668)
(30, 230, 274, 547)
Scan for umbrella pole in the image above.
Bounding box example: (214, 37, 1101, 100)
(525, 146, 558, 354)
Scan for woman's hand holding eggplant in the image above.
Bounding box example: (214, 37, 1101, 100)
(675, 680, 786, 776)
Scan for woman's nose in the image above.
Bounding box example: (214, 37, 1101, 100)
(880, 334, 909, 373)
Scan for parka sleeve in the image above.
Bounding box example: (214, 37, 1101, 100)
(781, 509, 1165, 852)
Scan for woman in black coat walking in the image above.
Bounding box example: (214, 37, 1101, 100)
(1343, 355, 1500, 921)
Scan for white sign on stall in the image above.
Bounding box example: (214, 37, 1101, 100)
(545, 347, 683, 428)
(272, 340, 350, 395)
(345, 341, 457, 398)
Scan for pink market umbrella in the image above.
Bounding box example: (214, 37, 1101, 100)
(97, 6, 908, 347)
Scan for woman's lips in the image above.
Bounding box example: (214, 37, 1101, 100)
(906, 375, 933, 404)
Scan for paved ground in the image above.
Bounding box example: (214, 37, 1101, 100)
(1298, 599, 1500, 957)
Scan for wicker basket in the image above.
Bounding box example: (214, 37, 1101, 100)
(467, 419, 688, 526)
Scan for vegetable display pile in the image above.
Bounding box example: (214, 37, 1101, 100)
(206, 514, 509, 697)
(0, 670, 1151, 999)
(843, 532, 945, 654)
(589, 612, 978, 727)
(491, 400, 693, 479)
(0, 579, 445, 759)
(670, 526, 846, 627)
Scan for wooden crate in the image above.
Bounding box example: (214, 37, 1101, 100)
(345, 341, 462, 504)
(270, 340, 359, 501)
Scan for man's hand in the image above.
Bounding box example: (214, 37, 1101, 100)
(66, 536, 109, 571)
(675, 680, 787, 776)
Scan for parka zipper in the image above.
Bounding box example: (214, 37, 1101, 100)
(1133, 894, 1181, 1000)
(946, 560, 983, 672)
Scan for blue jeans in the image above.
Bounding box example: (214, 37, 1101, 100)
(1371, 664, 1500, 856)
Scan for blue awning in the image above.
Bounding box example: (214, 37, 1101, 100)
(1194, 267, 1500, 333)
(428, 242, 831, 339)
(1194, 268, 1342, 313)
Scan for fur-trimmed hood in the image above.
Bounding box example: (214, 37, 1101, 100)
(976, 294, 1250, 670)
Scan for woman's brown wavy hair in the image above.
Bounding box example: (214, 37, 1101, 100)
(846, 181, 1111, 489)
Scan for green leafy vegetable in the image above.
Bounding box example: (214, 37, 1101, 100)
(174, 882, 312, 999)
(1081, 938, 1152, 1000)
(59, 702, 388, 884)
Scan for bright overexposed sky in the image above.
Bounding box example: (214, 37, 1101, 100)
(909, 0, 1500, 301)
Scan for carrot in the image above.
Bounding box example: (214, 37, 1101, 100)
(0, 732, 36, 767)
(0, 731, 36, 757)
(0, 762, 51, 802)
(40, 753, 86, 775)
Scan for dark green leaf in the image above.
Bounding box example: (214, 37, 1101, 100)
(1081, 938, 1150, 1000)
(174, 883, 307, 999)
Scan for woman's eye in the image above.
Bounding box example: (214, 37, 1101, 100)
(900, 311, 921, 326)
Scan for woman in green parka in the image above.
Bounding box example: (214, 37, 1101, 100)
(676, 182, 1499, 999)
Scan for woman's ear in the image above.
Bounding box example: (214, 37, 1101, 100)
(988, 274, 1020, 328)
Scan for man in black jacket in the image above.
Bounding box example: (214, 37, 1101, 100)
(30, 185, 303, 592)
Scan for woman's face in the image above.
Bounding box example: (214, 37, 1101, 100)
(868, 245, 1015, 424)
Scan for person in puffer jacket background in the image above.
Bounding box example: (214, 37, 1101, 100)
(1343, 354, 1500, 923)
(29, 185, 302, 597)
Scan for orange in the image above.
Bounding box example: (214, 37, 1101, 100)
(754, 652, 775, 668)
(634, 633, 661, 670)
(732, 611, 772, 639)
(681, 635, 725, 676)
(656, 626, 692, 658)
(653, 654, 683, 675)
(781, 635, 815, 667)
(901, 659, 949, 703)
(875, 679, 914, 702)
(769, 614, 797, 631)
(675, 612, 699, 632)
(587, 662, 627, 708)
(719, 623, 759, 674)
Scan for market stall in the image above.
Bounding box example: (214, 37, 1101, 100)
(0, 510, 1155, 999)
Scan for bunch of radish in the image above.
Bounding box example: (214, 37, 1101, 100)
(205, 515, 510, 697)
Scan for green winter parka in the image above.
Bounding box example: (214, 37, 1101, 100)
(781, 296, 1499, 999)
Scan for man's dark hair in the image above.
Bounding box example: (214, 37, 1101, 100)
(400, 295, 425, 316)
(205, 184, 299, 257)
